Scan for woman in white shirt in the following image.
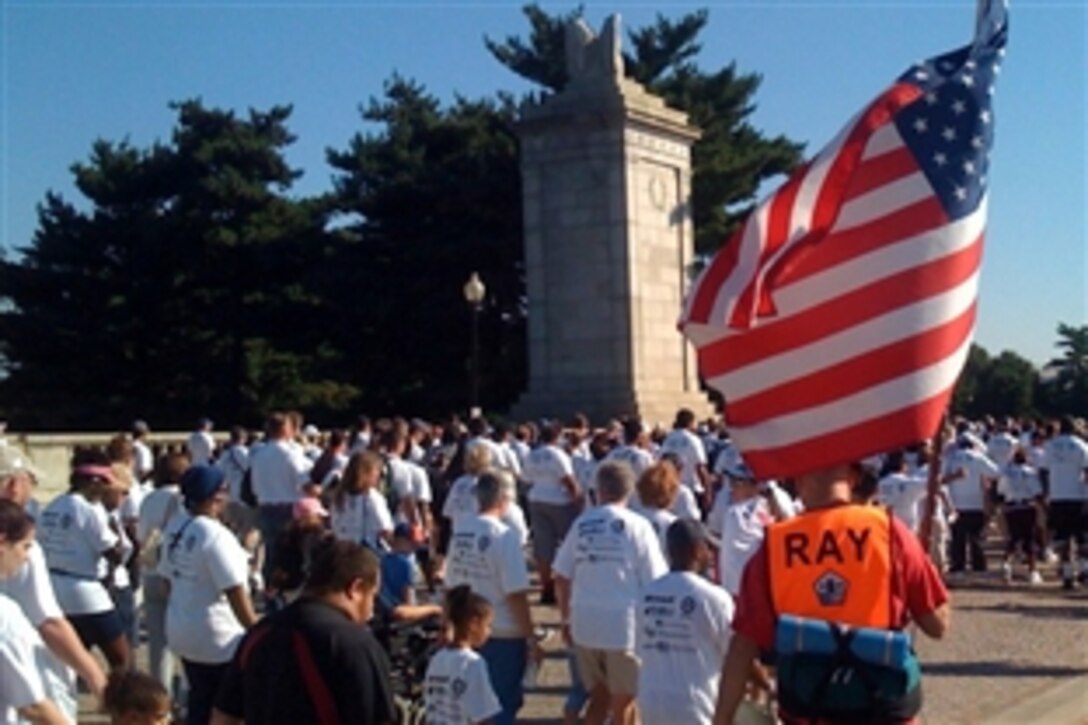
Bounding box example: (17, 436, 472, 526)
(328, 451, 394, 552)
(442, 444, 491, 533)
(37, 451, 130, 673)
(159, 465, 256, 725)
(630, 463, 679, 555)
(0, 500, 69, 725)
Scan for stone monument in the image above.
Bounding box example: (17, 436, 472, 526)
(509, 14, 714, 425)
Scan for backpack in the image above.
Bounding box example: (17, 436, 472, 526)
(774, 615, 922, 722)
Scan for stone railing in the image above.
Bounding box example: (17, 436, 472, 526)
(3, 432, 228, 502)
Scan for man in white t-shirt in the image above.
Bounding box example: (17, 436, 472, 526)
(943, 436, 1000, 573)
(249, 413, 312, 587)
(706, 462, 779, 597)
(445, 471, 542, 725)
(554, 461, 668, 725)
(876, 451, 929, 533)
(605, 419, 655, 480)
(0, 450, 107, 701)
(986, 424, 1018, 469)
(659, 409, 710, 507)
(637, 520, 734, 725)
(524, 422, 582, 605)
(188, 418, 216, 467)
(1040, 418, 1088, 589)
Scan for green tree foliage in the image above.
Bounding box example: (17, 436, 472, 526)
(953, 344, 1038, 419)
(0, 101, 356, 429)
(1043, 323, 1088, 415)
(486, 4, 803, 255)
(325, 77, 526, 415)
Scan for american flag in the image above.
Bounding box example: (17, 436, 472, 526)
(679, 1, 1008, 479)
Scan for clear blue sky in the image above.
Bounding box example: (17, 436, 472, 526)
(1, 0, 1084, 367)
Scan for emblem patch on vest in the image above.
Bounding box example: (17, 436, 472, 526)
(813, 570, 848, 606)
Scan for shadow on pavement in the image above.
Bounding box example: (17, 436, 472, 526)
(955, 603, 1088, 620)
(923, 660, 1088, 678)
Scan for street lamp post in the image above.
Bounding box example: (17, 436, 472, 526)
(463, 271, 486, 417)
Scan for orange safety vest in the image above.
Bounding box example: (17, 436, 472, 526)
(767, 505, 893, 629)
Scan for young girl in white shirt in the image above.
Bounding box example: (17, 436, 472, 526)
(424, 585, 501, 725)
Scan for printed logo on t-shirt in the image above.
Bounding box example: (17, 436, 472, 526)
(680, 596, 696, 616)
(60, 513, 73, 530)
(451, 678, 467, 700)
(813, 570, 849, 606)
(477, 535, 491, 553)
(185, 534, 198, 552)
(611, 519, 625, 534)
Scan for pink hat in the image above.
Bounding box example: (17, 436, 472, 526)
(293, 497, 329, 520)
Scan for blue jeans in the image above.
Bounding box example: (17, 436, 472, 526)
(478, 637, 527, 725)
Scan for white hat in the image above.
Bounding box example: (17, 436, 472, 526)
(0, 447, 43, 484)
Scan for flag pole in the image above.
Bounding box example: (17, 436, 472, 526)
(918, 412, 950, 558)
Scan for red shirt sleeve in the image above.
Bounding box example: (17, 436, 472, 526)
(890, 516, 949, 627)
(731, 544, 776, 651)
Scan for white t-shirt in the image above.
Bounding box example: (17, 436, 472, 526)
(510, 440, 531, 470)
(132, 440, 154, 484)
(998, 463, 1043, 505)
(492, 441, 523, 476)
(659, 429, 708, 493)
(943, 448, 999, 511)
(465, 437, 505, 470)
(108, 510, 134, 590)
(0, 595, 46, 724)
(445, 514, 531, 638)
(986, 432, 1018, 468)
(158, 515, 249, 664)
(1042, 434, 1088, 501)
(329, 490, 393, 550)
(501, 503, 529, 549)
(605, 445, 654, 478)
(37, 494, 117, 615)
(707, 496, 773, 596)
(249, 439, 312, 505)
(876, 472, 929, 532)
(632, 505, 677, 556)
(636, 572, 734, 725)
(423, 647, 501, 725)
(552, 504, 668, 651)
(388, 457, 431, 523)
(711, 442, 742, 480)
(525, 445, 576, 505)
(216, 445, 250, 501)
(442, 475, 479, 530)
(137, 486, 181, 543)
(670, 486, 701, 520)
(188, 431, 216, 466)
(0, 543, 63, 628)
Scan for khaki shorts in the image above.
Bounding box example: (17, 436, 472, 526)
(574, 645, 640, 696)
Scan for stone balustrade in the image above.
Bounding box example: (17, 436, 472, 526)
(2, 432, 228, 502)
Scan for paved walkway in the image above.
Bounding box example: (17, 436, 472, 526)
(76, 566, 1087, 724)
(517, 572, 1088, 724)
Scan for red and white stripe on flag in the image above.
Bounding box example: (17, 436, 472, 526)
(680, 83, 983, 480)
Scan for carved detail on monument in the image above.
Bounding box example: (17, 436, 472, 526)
(565, 15, 624, 85)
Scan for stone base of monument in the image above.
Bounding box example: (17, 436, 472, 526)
(509, 386, 715, 427)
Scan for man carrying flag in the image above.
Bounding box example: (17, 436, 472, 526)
(690, 2, 1008, 723)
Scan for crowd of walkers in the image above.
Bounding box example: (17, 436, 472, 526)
(0, 408, 1084, 723)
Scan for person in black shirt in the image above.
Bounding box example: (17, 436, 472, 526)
(211, 539, 396, 725)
